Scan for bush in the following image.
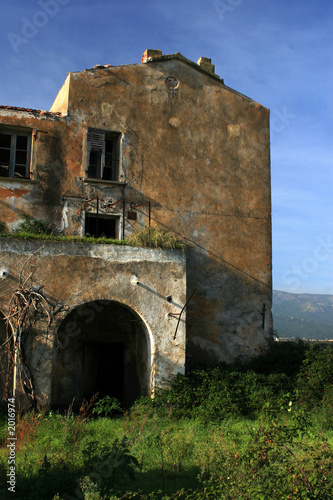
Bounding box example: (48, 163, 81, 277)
(14, 214, 56, 235)
(296, 344, 333, 410)
(153, 364, 295, 421)
(199, 406, 333, 500)
(245, 338, 309, 377)
(92, 396, 123, 418)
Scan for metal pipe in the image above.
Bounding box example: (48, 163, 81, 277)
(169, 289, 197, 340)
(96, 196, 99, 237)
(122, 199, 125, 240)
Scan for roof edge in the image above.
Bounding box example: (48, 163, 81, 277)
(0, 105, 64, 117)
(143, 52, 224, 84)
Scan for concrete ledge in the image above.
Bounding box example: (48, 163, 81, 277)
(0, 237, 186, 264)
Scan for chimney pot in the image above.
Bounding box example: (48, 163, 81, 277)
(197, 57, 215, 75)
(142, 49, 163, 63)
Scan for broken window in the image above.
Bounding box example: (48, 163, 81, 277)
(85, 213, 120, 239)
(87, 129, 121, 181)
(0, 129, 31, 178)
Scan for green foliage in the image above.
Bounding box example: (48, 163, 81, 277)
(322, 385, 333, 427)
(274, 314, 333, 340)
(1, 217, 185, 251)
(296, 344, 333, 412)
(79, 476, 102, 500)
(92, 396, 124, 417)
(273, 290, 333, 341)
(14, 213, 56, 235)
(151, 343, 333, 424)
(152, 366, 291, 421)
(4, 230, 128, 245)
(127, 226, 185, 250)
(1, 342, 332, 500)
(245, 338, 309, 377)
(198, 407, 333, 500)
(82, 435, 139, 479)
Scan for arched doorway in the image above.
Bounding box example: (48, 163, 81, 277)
(51, 300, 151, 409)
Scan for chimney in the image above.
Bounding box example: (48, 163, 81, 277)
(142, 49, 163, 63)
(197, 57, 215, 75)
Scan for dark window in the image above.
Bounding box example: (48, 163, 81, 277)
(85, 214, 119, 239)
(0, 130, 31, 178)
(87, 129, 120, 181)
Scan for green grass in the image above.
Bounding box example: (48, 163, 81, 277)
(0, 227, 185, 250)
(0, 214, 185, 249)
(0, 342, 332, 500)
(0, 231, 129, 246)
(0, 411, 331, 500)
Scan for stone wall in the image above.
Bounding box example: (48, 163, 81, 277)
(0, 238, 186, 408)
(0, 50, 272, 369)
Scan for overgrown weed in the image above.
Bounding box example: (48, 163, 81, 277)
(0, 342, 332, 499)
(126, 226, 185, 250)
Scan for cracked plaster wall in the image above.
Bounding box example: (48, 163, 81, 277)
(0, 55, 272, 370)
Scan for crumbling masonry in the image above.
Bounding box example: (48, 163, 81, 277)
(0, 50, 272, 408)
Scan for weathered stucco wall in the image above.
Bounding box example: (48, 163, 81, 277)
(0, 238, 186, 408)
(0, 50, 272, 372)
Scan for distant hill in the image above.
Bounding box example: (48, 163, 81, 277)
(273, 290, 333, 340)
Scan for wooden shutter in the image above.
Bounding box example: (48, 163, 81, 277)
(88, 129, 105, 151)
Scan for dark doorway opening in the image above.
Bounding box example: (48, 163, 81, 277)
(52, 300, 150, 410)
(82, 343, 124, 402)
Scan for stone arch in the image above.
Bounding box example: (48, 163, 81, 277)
(51, 299, 152, 409)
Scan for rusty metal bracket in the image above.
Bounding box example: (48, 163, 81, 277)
(130, 201, 151, 226)
(105, 198, 125, 209)
(168, 289, 196, 340)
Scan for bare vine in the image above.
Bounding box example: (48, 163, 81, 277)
(1, 248, 65, 407)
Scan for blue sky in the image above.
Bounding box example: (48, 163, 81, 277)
(1, 0, 332, 294)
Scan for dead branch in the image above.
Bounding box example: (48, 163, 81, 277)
(0, 249, 65, 408)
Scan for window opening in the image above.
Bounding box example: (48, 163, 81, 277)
(0, 130, 31, 178)
(87, 129, 120, 181)
(85, 213, 119, 239)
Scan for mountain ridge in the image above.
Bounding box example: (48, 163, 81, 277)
(272, 290, 333, 340)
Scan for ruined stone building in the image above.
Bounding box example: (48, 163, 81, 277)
(0, 50, 272, 409)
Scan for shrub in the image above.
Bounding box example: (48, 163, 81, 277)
(153, 363, 294, 421)
(14, 214, 56, 235)
(92, 396, 123, 418)
(197, 397, 333, 500)
(79, 476, 102, 500)
(321, 384, 333, 427)
(296, 344, 333, 410)
(245, 338, 309, 377)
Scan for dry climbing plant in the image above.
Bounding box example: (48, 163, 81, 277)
(1, 248, 64, 407)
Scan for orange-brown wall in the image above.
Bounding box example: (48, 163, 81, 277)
(0, 56, 272, 365)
